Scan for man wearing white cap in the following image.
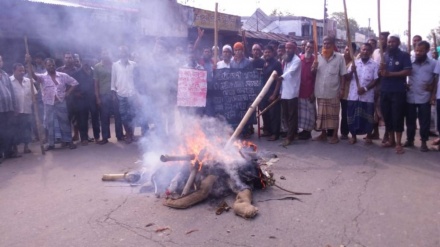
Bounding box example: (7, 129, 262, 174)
(217, 45, 232, 69)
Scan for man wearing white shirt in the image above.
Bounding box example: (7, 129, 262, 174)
(111, 46, 137, 144)
(10, 63, 35, 154)
(346, 43, 379, 145)
(278, 42, 301, 146)
(216, 45, 232, 69)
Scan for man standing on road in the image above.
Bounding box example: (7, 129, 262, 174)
(433, 58, 440, 150)
(311, 36, 347, 144)
(371, 32, 390, 142)
(379, 35, 412, 154)
(94, 49, 123, 144)
(72, 59, 100, 146)
(298, 41, 316, 140)
(27, 56, 79, 150)
(57, 52, 79, 141)
(404, 41, 437, 152)
(279, 42, 301, 146)
(10, 63, 34, 154)
(111, 46, 137, 144)
(346, 43, 379, 145)
(260, 45, 283, 141)
(0, 55, 17, 162)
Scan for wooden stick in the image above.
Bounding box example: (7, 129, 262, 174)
(241, 29, 248, 57)
(214, 3, 219, 64)
(377, 0, 385, 65)
(343, 0, 360, 89)
(312, 20, 319, 58)
(181, 162, 199, 196)
(24, 36, 45, 155)
(225, 71, 278, 147)
(408, 0, 412, 53)
(257, 96, 280, 117)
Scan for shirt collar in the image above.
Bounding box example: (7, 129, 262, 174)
(412, 58, 431, 65)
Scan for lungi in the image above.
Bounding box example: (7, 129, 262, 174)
(347, 100, 374, 135)
(298, 98, 316, 131)
(316, 98, 340, 130)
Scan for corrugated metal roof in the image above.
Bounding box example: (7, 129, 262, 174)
(239, 30, 297, 43)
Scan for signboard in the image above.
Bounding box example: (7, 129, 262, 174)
(177, 68, 207, 107)
(210, 69, 261, 125)
(193, 8, 240, 31)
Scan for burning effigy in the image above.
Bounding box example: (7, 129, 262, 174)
(102, 112, 310, 219)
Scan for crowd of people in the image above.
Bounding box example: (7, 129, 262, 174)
(0, 30, 439, 164)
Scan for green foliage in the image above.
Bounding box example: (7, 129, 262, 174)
(331, 12, 359, 39)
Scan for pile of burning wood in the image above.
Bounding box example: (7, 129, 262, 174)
(102, 138, 310, 219)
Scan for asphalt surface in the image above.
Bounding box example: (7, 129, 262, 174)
(1, 127, 440, 247)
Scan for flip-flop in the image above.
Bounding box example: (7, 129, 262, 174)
(348, 138, 357, 144)
(267, 136, 279, 141)
(395, 145, 405, 154)
(364, 139, 373, 145)
(328, 138, 340, 144)
(381, 142, 395, 148)
(312, 135, 327, 142)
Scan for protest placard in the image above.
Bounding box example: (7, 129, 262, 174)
(177, 68, 207, 107)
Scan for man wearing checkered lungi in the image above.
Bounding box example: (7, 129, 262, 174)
(311, 36, 348, 144)
(298, 41, 316, 140)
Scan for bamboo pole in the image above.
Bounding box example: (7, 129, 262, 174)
(225, 71, 278, 147)
(377, 0, 385, 65)
(24, 36, 45, 155)
(433, 31, 437, 52)
(214, 3, 219, 64)
(257, 96, 280, 117)
(342, 0, 360, 89)
(408, 0, 412, 53)
(312, 21, 319, 58)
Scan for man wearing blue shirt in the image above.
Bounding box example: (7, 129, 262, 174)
(379, 35, 412, 154)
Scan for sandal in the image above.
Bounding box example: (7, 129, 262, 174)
(98, 139, 108, 145)
(312, 135, 327, 142)
(381, 142, 396, 148)
(348, 138, 357, 144)
(267, 135, 279, 141)
(395, 145, 405, 154)
(261, 132, 272, 137)
(364, 138, 373, 145)
(282, 139, 293, 146)
(328, 138, 340, 144)
(45, 145, 55, 151)
(69, 143, 77, 149)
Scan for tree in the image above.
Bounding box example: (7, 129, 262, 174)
(269, 9, 294, 17)
(358, 27, 376, 39)
(426, 21, 440, 46)
(331, 12, 359, 40)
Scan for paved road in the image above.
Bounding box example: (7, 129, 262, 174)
(1, 128, 439, 247)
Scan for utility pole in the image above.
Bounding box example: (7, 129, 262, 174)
(367, 18, 370, 41)
(323, 0, 328, 36)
